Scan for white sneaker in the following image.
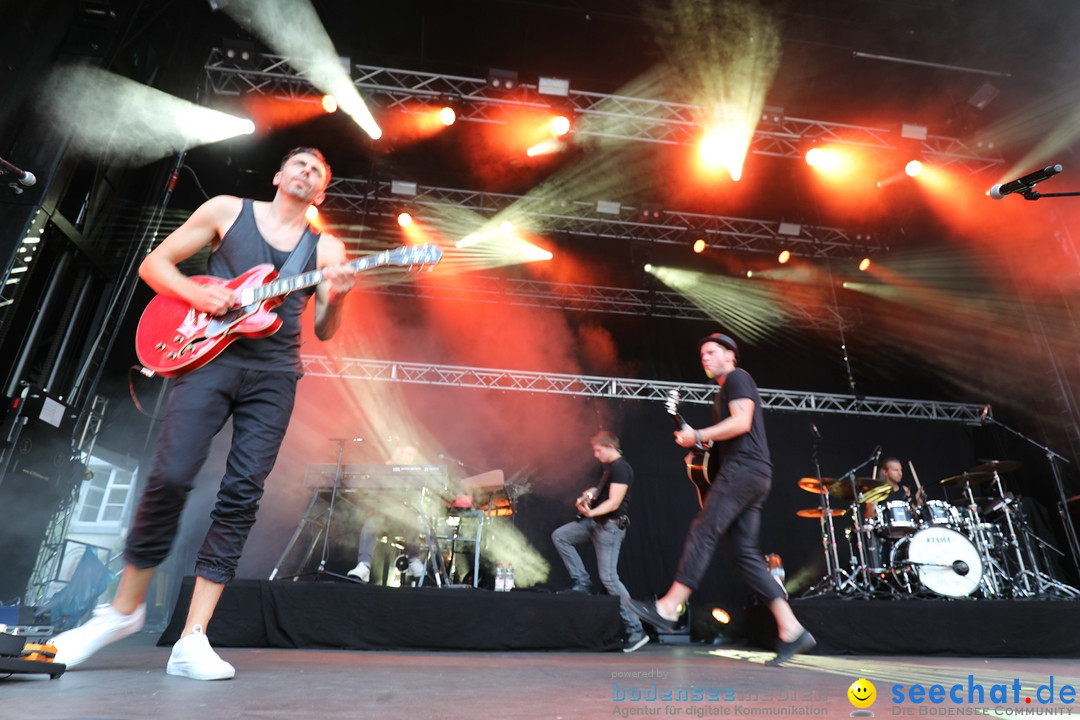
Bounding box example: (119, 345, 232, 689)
(166, 625, 235, 680)
(624, 634, 650, 653)
(407, 557, 425, 578)
(51, 603, 146, 668)
(346, 562, 370, 582)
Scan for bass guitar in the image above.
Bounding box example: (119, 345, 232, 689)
(664, 389, 715, 507)
(135, 244, 441, 376)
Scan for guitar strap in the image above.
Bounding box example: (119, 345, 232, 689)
(279, 225, 319, 277)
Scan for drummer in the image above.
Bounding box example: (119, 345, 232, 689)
(865, 456, 924, 518)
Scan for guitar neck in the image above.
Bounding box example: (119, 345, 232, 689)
(241, 252, 388, 305)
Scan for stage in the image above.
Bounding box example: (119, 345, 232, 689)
(157, 577, 1080, 658)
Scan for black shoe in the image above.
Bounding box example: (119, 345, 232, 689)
(765, 630, 816, 667)
(623, 598, 680, 632)
(623, 634, 650, 653)
(557, 585, 591, 595)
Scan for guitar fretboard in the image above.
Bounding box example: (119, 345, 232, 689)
(247, 252, 386, 304)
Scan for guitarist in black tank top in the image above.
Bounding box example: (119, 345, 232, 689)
(626, 332, 816, 666)
(51, 148, 357, 680)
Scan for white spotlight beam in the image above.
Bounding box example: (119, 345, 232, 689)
(203, 51, 1005, 173)
(320, 176, 884, 261)
(354, 273, 856, 331)
(300, 356, 987, 422)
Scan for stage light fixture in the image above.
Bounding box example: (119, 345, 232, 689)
(710, 607, 731, 624)
(487, 68, 518, 90)
(596, 200, 621, 215)
(223, 38, 257, 68)
(905, 159, 923, 177)
(777, 222, 801, 237)
(397, 211, 413, 227)
(859, 257, 871, 271)
(693, 238, 707, 254)
(439, 105, 457, 126)
(549, 113, 571, 137)
(639, 203, 663, 222)
(901, 123, 928, 141)
(391, 180, 417, 196)
(537, 77, 570, 97)
(778, 249, 791, 264)
(321, 94, 338, 113)
(305, 205, 319, 221)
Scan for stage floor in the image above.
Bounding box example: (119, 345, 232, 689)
(2, 631, 1078, 719)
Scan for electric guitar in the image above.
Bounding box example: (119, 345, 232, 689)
(135, 244, 442, 376)
(665, 389, 714, 507)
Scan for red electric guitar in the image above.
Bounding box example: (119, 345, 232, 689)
(135, 244, 441, 376)
(665, 389, 715, 507)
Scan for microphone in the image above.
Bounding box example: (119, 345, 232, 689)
(0, 157, 36, 187)
(871, 444, 882, 462)
(987, 164, 1062, 199)
(809, 423, 821, 442)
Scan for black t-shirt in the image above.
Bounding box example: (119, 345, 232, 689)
(711, 367, 771, 472)
(593, 455, 633, 521)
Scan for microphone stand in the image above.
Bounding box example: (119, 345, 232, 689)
(836, 449, 880, 594)
(982, 415, 1080, 589)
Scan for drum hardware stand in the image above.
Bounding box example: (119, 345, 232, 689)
(981, 412, 1080, 580)
(802, 426, 863, 597)
(839, 446, 884, 595)
(1003, 501, 1080, 598)
(956, 479, 1006, 599)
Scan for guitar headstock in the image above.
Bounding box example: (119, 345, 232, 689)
(388, 244, 443, 269)
(665, 389, 680, 416)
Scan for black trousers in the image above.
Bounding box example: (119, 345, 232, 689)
(124, 363, 297, 584)
(673, 459, 785, 603)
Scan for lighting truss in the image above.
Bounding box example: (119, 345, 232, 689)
(301, 355, 986, 422)
(203, 50, 1006, 174)
(321, 177, 883, 261)
(364, 273, 856, 330)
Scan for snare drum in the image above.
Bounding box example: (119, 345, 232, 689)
(921, 499, 961, 529)
(875, 500, 917, 538)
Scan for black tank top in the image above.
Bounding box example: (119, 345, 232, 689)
(208, 198, 318, 373)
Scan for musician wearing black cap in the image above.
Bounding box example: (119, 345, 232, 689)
(626, 332, 815, 666)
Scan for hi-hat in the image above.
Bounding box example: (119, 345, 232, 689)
(796, 507, 845, 519)
(798, 477, 836, 494)
(968, 460, 1021, 475)
(940, 471, 992, 487)
(828, 477, 886, 502)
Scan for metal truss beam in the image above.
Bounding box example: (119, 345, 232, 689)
(363, 274, 855, 331)
(322, 177, 883, 261)
(301, 356, 985, 422)
(203, 50, 1005, 174)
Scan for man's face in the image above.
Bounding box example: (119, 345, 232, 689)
(274, 152, 329, 205)
(882, 460, 903, 485)
(592, 443, 619, 463)
(700, 341, 735, 379)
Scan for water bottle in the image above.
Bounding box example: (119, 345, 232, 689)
(505, 563, 515, 591)
(495, 563, 505, 592)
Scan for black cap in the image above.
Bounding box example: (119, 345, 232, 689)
(698, 332, 738, 358)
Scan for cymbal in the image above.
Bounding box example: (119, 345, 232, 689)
(940, 471, 992, 487)
(796, 507, 846, 519)
(968, 460, 1021, 475)
(797, 477, 836, 494)
(859, 484, 893, 505)
(828, 477, 886, 502)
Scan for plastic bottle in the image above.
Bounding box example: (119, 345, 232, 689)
(505, 563, 515, 591)
(495, 562, 505, 592)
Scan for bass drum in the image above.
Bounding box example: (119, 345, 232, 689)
(890, 526, 983, 597)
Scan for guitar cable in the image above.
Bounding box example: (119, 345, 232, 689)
(128, 364, 168, 421)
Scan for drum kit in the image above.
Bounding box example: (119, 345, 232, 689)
(799, 460, 1079, 599)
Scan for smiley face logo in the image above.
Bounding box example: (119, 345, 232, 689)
(848, 678, 876, 708)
